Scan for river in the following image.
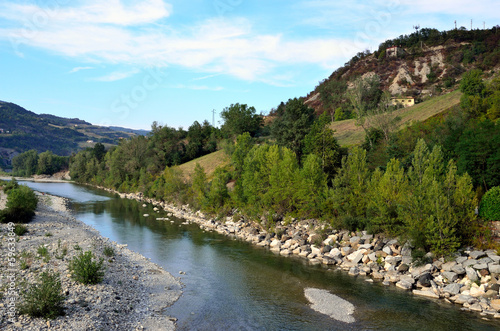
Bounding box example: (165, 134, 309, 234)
(21, 181, 500, 330)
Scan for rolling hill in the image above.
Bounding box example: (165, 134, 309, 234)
(0, 101, 148, 168)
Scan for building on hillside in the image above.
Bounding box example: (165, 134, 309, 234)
(386, 46, 405, 58)
(391, 96, 415, 107)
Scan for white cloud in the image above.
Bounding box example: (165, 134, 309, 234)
(0, 1, 382, 83)
(93, 68, 141, 82)
(0, 0, 171, 25)
(68, 66, 94, 74)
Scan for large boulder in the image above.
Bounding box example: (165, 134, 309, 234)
(417, 272, 433, 287)
(462, 259, 478, 268)
(410, 264, 433, 279)
(465, 267, 479, 282)
(451, 264, 466, 275)
(488, 263, 500, 274)
(443, 283, 462, 296)
(442, 271, 458, 283)
(490, 299, 500, 311)
(346, 249, 367, 264)
(441, 261, 457, 271)
(469, 251, 486, 259)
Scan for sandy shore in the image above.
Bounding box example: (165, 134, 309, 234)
(0, 191, 182, 330)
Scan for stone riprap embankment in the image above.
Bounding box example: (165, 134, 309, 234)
(101, 189, 500, 320)
(0, 193, 182, 330)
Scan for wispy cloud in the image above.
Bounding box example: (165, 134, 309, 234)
(168, 84, 224, 91)
(68, 66, 94, 74)
(0, 1, 353, 83)
(192, 73, 222, 81)
(2, 0, 494, 85)
(92, 68, 141, 82)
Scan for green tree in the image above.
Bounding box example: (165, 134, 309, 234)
(12, 149, 38, 177)
(330, 147, 370, 229)
(455, 120, 500, 190)
(220, 103, 262, 138)
(486, 76, 500, 120)
(206, 167, 231, 213)
(295, 153, 327, 217)
(271, 98, 314, 160)
(92, 143, 106, 162)
(347, 75, 383, 148)
(303, 112, 344, 180)
(368, 158, 408, 234)
(318, 79, 347, 120)
(397, 139, 475, 255)
(265, 146, 299, 216)
(37, 150, 55, 175)
(190, 163, 208, 209)
(231, 132, 254, 179)
(480, 186, 500, 221)
(460, 69, 486, 97)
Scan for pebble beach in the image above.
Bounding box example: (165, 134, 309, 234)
(0, 191, 182, 330)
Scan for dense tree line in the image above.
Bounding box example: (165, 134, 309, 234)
(12, 150, 69, 177)
(69, 119, 221, 191)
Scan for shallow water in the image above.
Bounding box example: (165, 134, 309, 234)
(21, 181, 500, 330)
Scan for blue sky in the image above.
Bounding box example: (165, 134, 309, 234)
(0, 0, 499, 130)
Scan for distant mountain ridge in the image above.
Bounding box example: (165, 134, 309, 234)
(0, 101, 149, 168)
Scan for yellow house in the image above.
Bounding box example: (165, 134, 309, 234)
(391, 96, 415, 107)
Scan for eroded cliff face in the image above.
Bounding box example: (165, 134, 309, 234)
(304, 42, 478, 113)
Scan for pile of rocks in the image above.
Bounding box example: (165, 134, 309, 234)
(108, 189, 500, 319)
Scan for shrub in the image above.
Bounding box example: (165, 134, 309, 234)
(480, 186, 500, 221)
(69, 251, 104, 285)
(103, 246, 115, 257)
(2, 178, 19, 193)
(19, 271, 65, 319)
(13, 224, 28, 236)
(0, 185, 38, 223)
(7, 185, 38, 211)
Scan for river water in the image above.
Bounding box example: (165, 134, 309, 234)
(21, 181, 500, 330)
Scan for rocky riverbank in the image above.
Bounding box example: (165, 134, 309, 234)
(107, 189, 500, 321)
(0, 192, 182, 330)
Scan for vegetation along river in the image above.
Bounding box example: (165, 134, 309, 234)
(22, 181, 500, 331)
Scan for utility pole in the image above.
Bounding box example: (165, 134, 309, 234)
(211, 109, 216, 127)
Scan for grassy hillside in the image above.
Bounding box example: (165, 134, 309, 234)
(177, 149, 229, 181)
(330, 90, 462, 146)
